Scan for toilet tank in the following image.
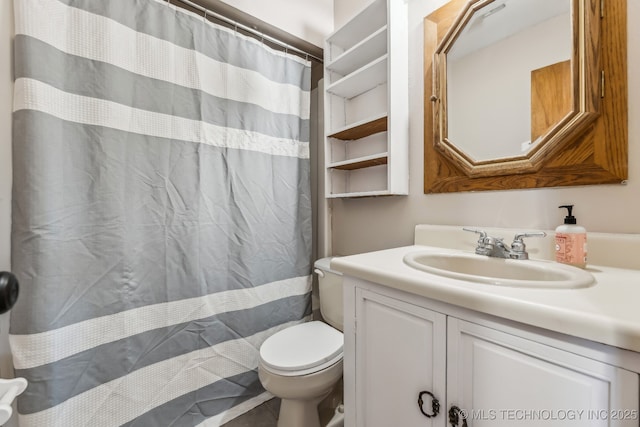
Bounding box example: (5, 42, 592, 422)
(314, 257, 343, 331)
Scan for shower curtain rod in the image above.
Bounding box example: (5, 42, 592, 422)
(168, 0, 324, 63)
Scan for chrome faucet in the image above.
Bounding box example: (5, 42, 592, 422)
(463, 228, 546, 260)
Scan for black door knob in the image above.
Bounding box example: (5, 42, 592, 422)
(0, 272, 19, 314)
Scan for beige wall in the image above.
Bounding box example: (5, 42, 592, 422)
(218, 0, 333, 47)
(331, 0, 640, 256)
(0, 2, 14, 426)
(0, 0, 14, 380)
(333, 0, 369, 29)
(0, 0, 13, 270)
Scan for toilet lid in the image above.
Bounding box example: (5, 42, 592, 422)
(260, 321, 343, 373)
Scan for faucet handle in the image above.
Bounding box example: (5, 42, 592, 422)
(513, 231, 547, 242)
(463, 228, 492, 255)
(463, 227, 487, 242)
(511, 231, 547, 259)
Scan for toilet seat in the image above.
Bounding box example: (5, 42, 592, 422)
(260, 321, 344, 376)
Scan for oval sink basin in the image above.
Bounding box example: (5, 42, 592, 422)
(403, 251, 595, 288)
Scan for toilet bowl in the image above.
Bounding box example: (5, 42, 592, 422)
(258, 257, 343, 427)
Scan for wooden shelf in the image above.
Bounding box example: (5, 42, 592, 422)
(326, 26, 387, 78)
(326, 55, 388, 99)
(329, 153, 388, 170)
(328, 115, 387, 140)
(327, 190, 392, 198)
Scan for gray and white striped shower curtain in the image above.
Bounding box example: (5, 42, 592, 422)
(10, 0, 312, 425)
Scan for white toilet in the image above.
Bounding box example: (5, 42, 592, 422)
(258, 257, 344, 427)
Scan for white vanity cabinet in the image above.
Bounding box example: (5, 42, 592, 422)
(447, 318, 638, 427)
(344, 277, 640, 427)
(353, 288, 446, 426)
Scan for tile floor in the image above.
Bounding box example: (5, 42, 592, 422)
(223, 398, 280, 427)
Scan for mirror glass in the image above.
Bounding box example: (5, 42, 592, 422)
(445, 0, 572, 162)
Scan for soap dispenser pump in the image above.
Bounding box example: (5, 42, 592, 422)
(555, 205, 587, 268)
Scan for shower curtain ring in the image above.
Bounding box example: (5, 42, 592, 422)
(203, 10, 208, 22)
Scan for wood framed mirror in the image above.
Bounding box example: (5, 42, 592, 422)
(424, 0, 627, 193)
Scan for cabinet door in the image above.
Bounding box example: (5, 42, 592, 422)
(354, 288, 447, 427)
(447, 318, 639, 427)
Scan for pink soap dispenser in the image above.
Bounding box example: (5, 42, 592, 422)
(555, 205, 587, 268)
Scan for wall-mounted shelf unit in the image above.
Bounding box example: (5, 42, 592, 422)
(323, 0, 408, 198)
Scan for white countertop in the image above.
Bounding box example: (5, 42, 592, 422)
(331, 244, 640, 353)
